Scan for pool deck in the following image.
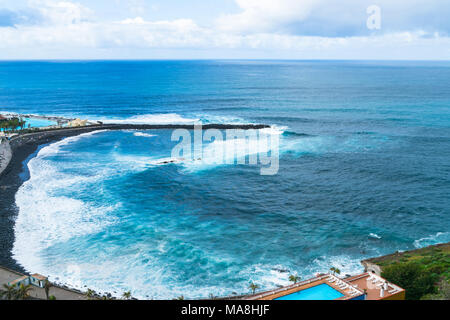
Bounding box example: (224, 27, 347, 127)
(247, 272, 405, 301)
(247, 274, 363, 300)
(346, 273, 405, 300)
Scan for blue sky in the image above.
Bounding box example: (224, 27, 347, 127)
(0, 0, 449, 59)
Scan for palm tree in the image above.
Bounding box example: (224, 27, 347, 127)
(18, 117, 26, 130)
(334, 268, 341, 275)
(122, 291, 132, 300)
(86, 288, 95, 300)
(0, 284, 18, 300)
(44, 279, 52, 300)
(208, 293, 217, 300)
(249, 282, 260, 295)
(289, 274, 301, 284)
(16, 284, 32, 300)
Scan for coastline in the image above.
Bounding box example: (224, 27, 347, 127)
(0, 140, 12, 177)
(0, 123, 270, 274)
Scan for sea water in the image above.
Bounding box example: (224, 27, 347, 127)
(1, 60, 449, 299)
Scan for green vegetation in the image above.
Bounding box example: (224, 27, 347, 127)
(248, 282, 260, 295)
(0, 284, 18, 300)
(44, 279, 52, 300)
(421, 280, 450, 300)
(0, 283, 32, 300)
(288, 274, 301, 284)
(374, 243, 450, 300)
(208, 293, 218, 300)
(330, 267, 341, 276)
(382, 262, 437, 300)
(16, 284, 32, 300)
(86, 288, 95, 300)
(122, 291, 132, 300)
(0, 117, 27, 132)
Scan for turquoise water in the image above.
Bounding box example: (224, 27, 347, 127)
(275, 284, 344, 300)
(24, 118, 56, 128)
(0, 117, 55, 130)
(0, 61, 449, 299)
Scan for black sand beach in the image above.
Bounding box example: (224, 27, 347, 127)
(0, 123, 269, 273)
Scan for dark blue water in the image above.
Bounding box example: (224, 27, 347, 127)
(1, 61, 449, 299)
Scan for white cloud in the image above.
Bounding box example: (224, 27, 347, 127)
(216, 0, 450, 36)
(29, 0, 93, 25)
(216, 0, 319, 33)
(0, 0, 449, 59)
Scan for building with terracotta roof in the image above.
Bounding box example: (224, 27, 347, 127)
(30, 274, 48, 288)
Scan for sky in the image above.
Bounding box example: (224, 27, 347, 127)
(0, 0, 449, 60)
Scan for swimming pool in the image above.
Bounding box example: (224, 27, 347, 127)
(24, 118, 56, 128)
(0, 117, 56, 131)
(275, 283, 344, 300)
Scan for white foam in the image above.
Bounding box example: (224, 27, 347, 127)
(96, 113, 199, 125)
(369, 233, 382, 239)
(133, 132, 157, 138)
(37, 130, 109, 157)
(147, 126, 283, 172)
(259, 125, 287, 136)
(310, 255, 364, 277)
(414, 232, 450, 248)
(12, 130, 118, 276)
(196, 114, 252, 125)
(235, 264, 292, 294)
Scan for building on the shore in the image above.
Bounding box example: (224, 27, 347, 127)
(246, 272, 405, 301)
(0, 114, 6, 121)
(8, 275, 30, 288)
(68, 118, 88, 127)
(30, 274, 48, 288)
(8, 274, 48, 289)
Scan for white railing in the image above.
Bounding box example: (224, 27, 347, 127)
(246, 274, 331, 300)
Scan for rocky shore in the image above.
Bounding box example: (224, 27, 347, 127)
(0, 140, 12, 177)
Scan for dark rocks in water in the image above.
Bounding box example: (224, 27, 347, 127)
(272, 267, 290, 273)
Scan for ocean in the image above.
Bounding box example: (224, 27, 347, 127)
(1, 60, 449, 299)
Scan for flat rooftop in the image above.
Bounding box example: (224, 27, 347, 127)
(346, 273, 405, 300)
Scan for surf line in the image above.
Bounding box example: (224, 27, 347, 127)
(171, 123, 280, 175)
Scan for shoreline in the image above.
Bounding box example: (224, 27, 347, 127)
(0, 140, 12, 177)
(0, 123, 270, 274)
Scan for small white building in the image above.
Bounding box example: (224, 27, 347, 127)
(8, 275, 30, 288)
(30, 274, 48, 288)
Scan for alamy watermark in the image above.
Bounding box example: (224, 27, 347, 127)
(171, 123, 280, 176)
(367, 5, 381, 30)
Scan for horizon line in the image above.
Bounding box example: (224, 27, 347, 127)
(1, 58, 450, 62)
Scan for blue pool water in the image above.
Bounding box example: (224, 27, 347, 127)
(0, 61, 449, 299)
(24, 117, 56, 128)
(275, 284, 344, 300)
(0, 117, 55, 130)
